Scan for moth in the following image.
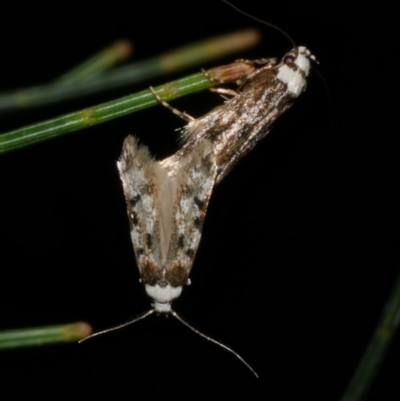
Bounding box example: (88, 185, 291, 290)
(164, 46, 316, 186)
(117, 136, 216, 314)
(119, 46, 315, 314)
(81, 5, 316, 379)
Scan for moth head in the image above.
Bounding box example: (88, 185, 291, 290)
(145, 284, 183, 313)
(277, 46, 317, 97)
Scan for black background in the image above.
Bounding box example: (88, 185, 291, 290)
(1, 1, 399, 399)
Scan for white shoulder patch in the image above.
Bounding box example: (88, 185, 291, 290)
(277, 46, 312, 96)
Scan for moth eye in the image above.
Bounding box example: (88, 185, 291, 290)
(284, 55, 295, 64)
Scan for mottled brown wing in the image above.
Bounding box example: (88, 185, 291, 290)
(117, 136, 166, 285)
(163, 139, 217, 287)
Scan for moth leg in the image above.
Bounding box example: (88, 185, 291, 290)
(209, 87, 239, 101)
(209, 87, 239, 97)
(149, 86, 195, 122)
(202, 65, 243, 100)
(202, 59, 254, 84)
(202, 60, 271, 100)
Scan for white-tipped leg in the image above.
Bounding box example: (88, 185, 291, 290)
(149, 86, 194, 122)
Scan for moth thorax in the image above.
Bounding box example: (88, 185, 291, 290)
(277, 46, 314, 97)
(145, 284, 183, 313)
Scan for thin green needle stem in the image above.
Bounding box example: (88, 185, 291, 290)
(341, 271, 400, 401)
(0, 30, 259, 113)
(57, 40, 133, 83)
(0, 322, 92, 350)
(0, 72, 215, 154)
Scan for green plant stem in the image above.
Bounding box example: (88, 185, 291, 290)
(57, 40, 133, 83)
(0, 72, 215, 153)
(341, 271, 400, 401)
(0, 29, 259, 113)
(0, 322, 92, 350)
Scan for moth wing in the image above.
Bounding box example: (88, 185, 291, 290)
(117, 136, 166, 285)
(164, 139, 217, 286)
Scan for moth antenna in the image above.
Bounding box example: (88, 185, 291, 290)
(79, 309, 155, 343)
(222, 0, 297, 51)
(310, 67, 340, 131)
(170, 309, 259, 379)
